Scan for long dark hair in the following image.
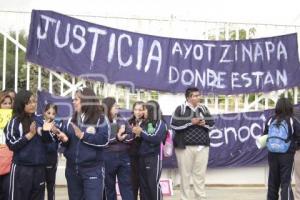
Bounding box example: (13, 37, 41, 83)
(44, 103, 58, 122)
(144, 100, 163, 127)
(274, 97, 293, 123)
(101, 97, 117, 123)
(128, 101, 144, 125)
(44, 103, 58, 113)
(13, 90, 35, 133)
(71, 88, 102, 125)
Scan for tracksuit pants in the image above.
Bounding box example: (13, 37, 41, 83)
(8, 164, 45, 200)
(130, 155, 141, 200)
(267, 152, 294, 200)
(45, 163, 57, 200)
(65, 162, 104, 200)
(139, 154, 162, 200)
(104, 152, 133, 200)
(0, 173, 10, 200)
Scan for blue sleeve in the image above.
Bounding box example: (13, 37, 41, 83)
(122, 120, 134, 143)
(115, 118, 134, 143)
(81, 116, 110, 147)
(5, 118, 29, 152)
(140, 120, 167, 145)
(35, 118, 54, 143)
(58, 119, 71, 147)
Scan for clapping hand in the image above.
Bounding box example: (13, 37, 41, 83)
(51, 125, 60, 135)
(43, 120, 54, 131)
(132, 126, 142, 137)
(192, 118, 206, 126)
(198, 119, 206, 126)
(71, 123, 84, 139)
(51, 125, 68, 142)
(191, 118, 201, 125)
(26, 121, 37, 140)
(56, 131, 68, 143)
(117, 125, 128, 141)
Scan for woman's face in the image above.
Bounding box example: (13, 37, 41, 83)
(110, 103, 119, 118)
(0, 97, 12, 109)
(143, 108, 148, 119)
(24, 95, 37, 114)
(73, 93, 82, 113)
(133, 104, 144, 120)
(44, 107, 56, 121)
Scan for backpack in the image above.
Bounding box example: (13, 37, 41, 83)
(163, 130, 173, 157)
(266, 118, 294, 153)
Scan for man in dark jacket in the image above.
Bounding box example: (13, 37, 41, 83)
(170, 87, 214, 200)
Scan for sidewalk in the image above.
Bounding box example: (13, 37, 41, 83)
(55, 186, 267, 200)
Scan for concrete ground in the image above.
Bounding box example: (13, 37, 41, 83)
(55, 186, 268, 200)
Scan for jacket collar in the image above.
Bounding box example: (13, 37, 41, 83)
(185, 101, 201, 112)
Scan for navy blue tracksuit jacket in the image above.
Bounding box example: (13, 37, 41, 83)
(138, 120, 167, 200)
(103, 117, 134, 200)
(36, 116, 62, 200)
(61, 114, 110, 200)
(5, 114, 48, 200)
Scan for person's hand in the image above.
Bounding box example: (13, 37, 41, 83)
(57, 131, 68, 142)
(132, 126, 142, 137)
(30, 121, 37, 134)
(43, 120, 54, 131)
(191, 118, 201, 125)
(51, 125, 60, 135)
(26, 121, 37, 140)
(71, 123, 84, 139)
(198, 119, 206, 126)
(117, 125, 127, 141)
(119, 124, 126, 134)
(117, 133, 128, 141)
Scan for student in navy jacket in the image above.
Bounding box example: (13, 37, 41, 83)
(127, 101, 144, 200)
(132, 100, 167, 200)
(57, 88, 109, 200)
(102, 97, 134, 200)
(36, 103, 62, 200)
(262, 98, 300, 200)
(4, 90, 47, 200)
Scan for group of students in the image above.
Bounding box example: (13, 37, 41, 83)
(0, 88, 167, 200)
(2, 86, 300, 200)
